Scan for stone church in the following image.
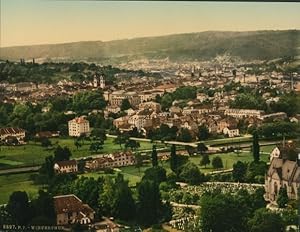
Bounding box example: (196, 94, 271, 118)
(264, 145, 300, 203)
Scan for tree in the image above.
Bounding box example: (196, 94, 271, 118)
(198, 125, 209, 141)
(232, 161, 247, 182)
(120, 98, 131, 111)
(74, 139, 81, 150)
(170, 144, 178, 174)
(143, 166, 167, 184)
(251, 188, 266, 211)
(6, 191, 32, 225)
(161, 94, 173, 110)
(40, 137, 52, 148)
(72, 90, 106, 113)
(91, 128, 107, 141)
(70, 176, 103, 216)
(199, 193, 248, 232)
(246, 161, 268, 183)
(212, 156, 223, 169)
(135, 152, 143, 173)
(113, 133, 128, 149)
(129, 127, 142, 138)
(31, 190, 55, 225)
(89, 141, 103, 153)
(277, 187, 289, 208)
(230, 93, 266, 110)
(39, 155, 55, 182)
(248, 208, 284, 232)
(179, 162, 205, 185)
(197, 143, 208, 155)
(151, 145, 158, 167)
(0, 205, 13, 225)
(98, 177, 115, 216)
(137, 180, 162, 226)
(252, 130, 260, 163)
(178, 128, 192, 142)
(113, 174, 136, 221)
(200, 154, 210, 168)
(53, 146, 72, 162)
(125, 139, 140, 151)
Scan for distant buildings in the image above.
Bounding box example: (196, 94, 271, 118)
(85, 151, 135, 171)
(93, 74, 105, 89)
(223, 127, 240, 138)
(224, 108, 264, 119)
(54, 160, 78, 174)
(5, 82, 37, 92)
(0, 127, 26, 144)
(107, 90, 141, 107)
(259, 112, 287, 121)
(53, 194, 95, 225)
(68, 116, 90, 137)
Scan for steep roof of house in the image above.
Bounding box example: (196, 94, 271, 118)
(0, 128, 25, 136)
(53, 194, 94, 215)
(55, 159, 77, 167)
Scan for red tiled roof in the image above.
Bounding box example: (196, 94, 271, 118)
(0, 128, 25, 136)
(55, 160, 77, 168)
(53, 194, 95, 215)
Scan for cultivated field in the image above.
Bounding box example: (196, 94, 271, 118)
(0, 137, 163, 169)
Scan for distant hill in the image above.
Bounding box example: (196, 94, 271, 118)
(1, 30, 299, 62)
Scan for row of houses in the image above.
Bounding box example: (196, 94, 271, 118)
(85, 152, 135, 171)
(53, 152, 135, 174)
(113, 106, 243, 138)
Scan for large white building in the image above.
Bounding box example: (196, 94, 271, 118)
(68, 117, 90, 137)
(224, 108, 264, 118)
(54, 160, 78, 174)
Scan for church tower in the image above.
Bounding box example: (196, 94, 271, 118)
(93, 74, 98, 87)
(100, 75, 105, 89)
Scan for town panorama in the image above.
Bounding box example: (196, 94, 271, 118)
(0, 1, 299, 232)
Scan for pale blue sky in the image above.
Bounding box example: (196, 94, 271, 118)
(1, 0, 300, 47)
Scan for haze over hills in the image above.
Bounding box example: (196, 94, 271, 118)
(1, 30, 299, 63)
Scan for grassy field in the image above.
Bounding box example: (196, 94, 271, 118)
(0, 172, 42, 205)
(0, 137, 163, 169)
(204, 135, 253, 146)
(81, 145, 275, 187)
(0, 144, 275, 204)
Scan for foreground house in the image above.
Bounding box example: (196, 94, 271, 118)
(265, 148, 300, 202)
(54, 160, 78, 174)
(53, 194, 95, 225)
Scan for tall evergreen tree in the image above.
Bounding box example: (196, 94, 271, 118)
(137, 180, 161, 226)
(277, 187, 289, 208)
(113, 174, 136, 221)
(151, 145, 158, 167)
(252, 130, 260, 163)
(170, 144, 178, 174)
(200, 154, 210, 168)
(98, 177, 115, 216)
(6, 191, 32, 225)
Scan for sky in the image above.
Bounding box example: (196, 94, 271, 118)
(1, 0, 300, 47)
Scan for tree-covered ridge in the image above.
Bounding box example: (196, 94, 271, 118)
(0, 61, 151, 84)
(1, 30, 299, 62)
